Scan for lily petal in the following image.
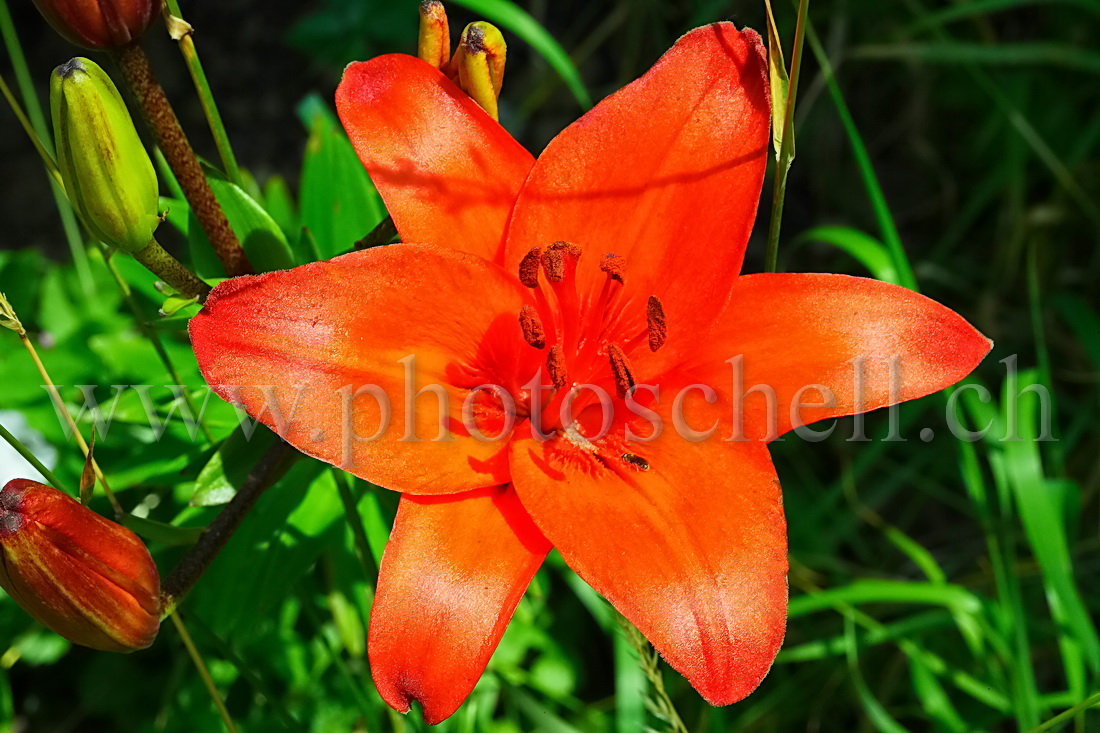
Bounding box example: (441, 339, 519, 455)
(509, 432, 787, 705)
(700, 273, 993, 438)
(503, 23, 770, 338)
(369, 486, 550, 724)
(189, 244, 540, 493)
(337, 54, 535, 263)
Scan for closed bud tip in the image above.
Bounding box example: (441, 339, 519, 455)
(51, 57, 161, 255)
(417, 1, 451, 70)
(452, 21, 507, 120)
(0, 479, 161, 652)
(32, 0, 161, 50)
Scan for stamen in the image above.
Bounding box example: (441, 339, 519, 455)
(647, 295, 667, 352)
(599, 253, 626, 284)
(546, 346, 568, 388)
(519, 305, 545, 349)
(607, 343, 635, 399)
(519, 247, 542, 288)
(542, 241, 581, 282)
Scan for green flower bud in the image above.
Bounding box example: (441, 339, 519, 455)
(51, 57, 161, 254)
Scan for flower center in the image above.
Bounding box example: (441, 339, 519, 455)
(514, 242, 667, 434)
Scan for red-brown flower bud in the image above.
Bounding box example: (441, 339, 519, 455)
(0, 479, 160, 652)
(32, 0, 161, 50)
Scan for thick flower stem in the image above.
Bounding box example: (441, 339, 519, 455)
(132, 239, 212, 301)
(112, 42, 251, 276)
(160, 438, 297, 614)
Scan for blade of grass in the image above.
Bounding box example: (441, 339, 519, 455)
(844, 617, 908, 733)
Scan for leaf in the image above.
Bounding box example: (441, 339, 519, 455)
(158, 293, 200, 317)
(191, 427, 279, 507)
(794, 225, 901, 284)
(448, 0, 592, 109)
(297, 95, 385, 259)
(187, 169, 296, 276)
(187, 459, 342, 639)
(763, 0, 792, 162)
(122, 514, 204, 546)
(263, 175, 299, 241)
(999, 370, 1100, 679)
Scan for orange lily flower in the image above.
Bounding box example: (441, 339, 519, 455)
(189, 23, 990, 723)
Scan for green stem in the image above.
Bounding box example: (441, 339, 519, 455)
(0, 0, 94, 296)
(18, 328, 125, 517)
(160, 2, 243, 187)
(131, 239, 213, 301)
(111, 42, 251, 277)
(101, 249, 214, 442)
(168, 612, 239, 733)
(764, 0, 810, 273)
(0, 421, 66, 492)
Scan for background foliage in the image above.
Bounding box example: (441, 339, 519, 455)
(1, 0, 1097, 730)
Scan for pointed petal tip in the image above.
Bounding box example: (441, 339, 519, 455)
(375, 672, 463, 725)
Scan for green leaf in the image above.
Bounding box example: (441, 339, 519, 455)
(122, 514, 204, 546)
(297, 95, 385, 259)
(449, 0, 592, 109)
(263, 175, 299, 241)
(1000, 370, 1100, 681)
(187, 169, 296, 275)
(158, 293, 200, 317)
(794, 225, 901, 284)
(191, 427, 279, 507)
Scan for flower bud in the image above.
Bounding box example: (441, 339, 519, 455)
(0, 479, 160, 652)
(451, 22, 507, 121)
(32, 0, 161, 50)
(51, 57, 161, 255)
(417, 1, 451, 70)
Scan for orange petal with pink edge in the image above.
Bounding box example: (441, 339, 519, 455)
(337, 55, 535, 263)
(503, 23, 770, 341)
(509, 432, 788, 704)
(189, 245, 542, 494)
(693, 273, 992, 439)
(369, 486, 550, 724)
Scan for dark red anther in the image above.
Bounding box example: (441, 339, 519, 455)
(599, 253, 626, 284)
(546, 346, 568, 389)
(647, 295, 667, 352)
(542, 241, 581, 283)
(607, 343, 635, 399)
(519, 305, 546, 349)
(519, 247, 542, 288)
